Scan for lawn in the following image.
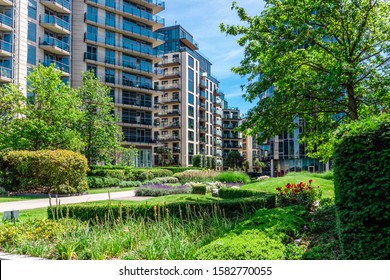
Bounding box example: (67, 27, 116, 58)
(0, 196, 45, 203)
(86, 186, 135, 195)
(241, 172, 334, 198)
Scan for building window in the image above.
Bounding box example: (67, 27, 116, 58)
(28, 0, 37, 19)
(188, 68, 194, 92)
(87, 25, 98, 42)
(188, 105, 194, 117)
(86, 45, 97, 60)
(105, 30, 115, 46)
(105, 68, 115, 84)
(188, 55, 194, 68)
(105, 11, 115, 27)
(27, 45, 36, 65)
(188, 93, 194, 105)
(189, 118, 194, 129)
(87, 5, 98, 22)
(28, 22, 36, 42)
(188, 131, 194, 141)
(105, 49, 115, 65)
(87, 64, 97, 76)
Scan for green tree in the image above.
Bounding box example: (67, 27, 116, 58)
(254, 159, 266, 173)
(221, 0, 390, 162)
(155, 146, 173, 166)
(224, 151, 244, 170)
(245, 160, 250, 172)
(77, 71, 122, 165)
(192, 154, 202, 167)
(0, 64, 82, 151)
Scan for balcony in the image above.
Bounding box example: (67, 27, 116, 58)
(199, 126, 207, 133)
(199, 101, 206, 111)
(123, 137, 156, 145)
(0, 66, 12, 83)
(0, 0, 13, 6)
(160, 70, 180, 79)
(0, 40, 11, 57)
(159, 57, 180, 67)
(0, 14, 12, 32)
(199, 90, 207, 100)
(214, 119, 222, 127)
(199, 114, 206, 122)
(172, 147, 181, 153)
(158, 96, 181, 104)
(158, 83, 181, 91)
(223, 123, 239, 130)
(41, 0, 71, 14)
(158, 110, 181, 117)
(214, 130, 222, 137)
(224, 133, 242, 139)
(199, 79, 207, 89)
(223, 114, 241, 120)
(214, 88, 223, 96)
(215, 150, 223, 157)
(158, 134, 180, 141)
(121, 118, 153, 127)
(213, 98, 222, 105)
(199, 136, 206, 144)
(214, 140, 222, 147)
(40, 59, 70, 76)
(214, 108, 222, 116)
(39, 36, 70, 56)
(159, 121, 181, 129)
(224, 143, 243, 149)
(40, 15, 70, 35)
(130, 0, 165, 14)
(179, 31, 198, 51)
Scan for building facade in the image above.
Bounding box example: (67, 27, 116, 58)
(153, 25, 225, 168)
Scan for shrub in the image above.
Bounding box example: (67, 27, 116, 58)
(214, 172, 250, 183)
(86, 177, 120, 189)
(89, 169, 126, 180)
(48, 196, 276, 222)
(192, 185, 206, 195)
(154, 177, 179, 184)
(0, 150, 88, 194)
(118, 181, 141, 188)
(193, 230, 286, 260)
(333, 115, 390, 260)
(192, 154, 203, 167)
(0, 186, 7, 195)
(156, 167, 205, 173)
(174, 170, 218, 183)
(219, 188, 271, 199)
(131, 169, 173, 181)
(135, 184, 191, 197)
(276, 180, 322, 210)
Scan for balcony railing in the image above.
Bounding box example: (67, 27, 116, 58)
(0, 13, 12, 28)
(158, 83, 181, 91)
(159, 121, 181, 128)
(158, 96, 181, 103)
(123, 137, 156, 144)
(122, 99, 152, 108)
(158, 110, 181, 116)
(224, 143, 243, 148)
(172, 147, 181, 153)
(40, 36, 70, 52)
(199, 90, 207, 99)
(0, 66, 12, 79)
(0, 40, 11, 53)
(121, 118, 152, 126)
(159, 57, 180, 65)
(41, 59, 70, 73)
(40, 14, 70, 31)
(158, 135, 180, 141)
(42, 0, 71, 10)
(214, 130, 222, 137)
(223, 124, 238, 129)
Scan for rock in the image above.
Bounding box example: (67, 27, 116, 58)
(212, 189, 219, 197)
(294, 239, 302, 246)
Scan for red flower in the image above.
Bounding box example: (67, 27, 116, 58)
(309, 179, 313, 184)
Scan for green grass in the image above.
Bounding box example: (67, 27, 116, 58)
(0, 207, 48, 220)
(85, 187, 135, 195)
(0, 196, 44, 203)
(241, 172, 334, 198)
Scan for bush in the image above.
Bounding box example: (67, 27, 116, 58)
(193, 230, 286, 260)
(333, 115, 390, 260)
(219, 188, 271, 199)
(130, 169, 173, 181)
(0, 186, 7, 195)
(48, 196, 276, 222)
(156, 167, 205, 173)
(135, 184, 191, 197)
(174, 170, 218, 183)
(89, 169, 126, 180)
(118, 181, 141, 188)
(192, 154, 203, 167)
(214, 172, 250, 183)
(192, 185, 206, 195)
(0, 150, 88, 194)
(276, 180, 322, 210)
(86, 177, 120, 189)
(154, 176, 179, 184)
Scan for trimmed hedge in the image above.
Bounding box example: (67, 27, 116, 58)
(89, 170, 126, 180)
(48, 195, 276, 221)
(192, 186, 206, 195)
(333, 115, 390, 260)
(86, 176, 121, 189)
(0, 150, 88, 194)
(219, 188, 272, 199)
(215, 172, 251, 183)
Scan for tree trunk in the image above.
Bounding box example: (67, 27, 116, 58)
(346, 84, 359, 120)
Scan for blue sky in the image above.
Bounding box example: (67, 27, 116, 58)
(159, 0, 266, 114)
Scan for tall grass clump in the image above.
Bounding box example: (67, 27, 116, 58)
(215, 172, 250, 183)
(174, 170, 218, 183)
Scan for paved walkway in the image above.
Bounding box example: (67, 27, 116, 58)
(0, 191, 151, 212)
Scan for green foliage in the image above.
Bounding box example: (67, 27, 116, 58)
(254, 159, 265, 172)
(89, 170, 126, 180)
(135, 185, 191, 197)
(48, 196, 276, 222)
(86, 177, 120, 189)
(276, 180, 322, 210)
(191, 185, 206, 195)
(222, 0, 390, 162)
(224, 151, 243, 169)
(155, 166, 205, 173)
(173, 170, 218, 183)
(118, 181, 141, 188)
(131, 169, 174, 181)
(154, 146, 173, 166)
(154, 177, 179, 184)
(0, 150, 88, 194)
(77, 71, 122, 165)
(192, 154, 203, 167)
(194, 230, 286, 260)
(115, 146, 138, 167)
(333, 114, 390, 260)
(219, 188, 271, 199)
(215, 171, 250, 183)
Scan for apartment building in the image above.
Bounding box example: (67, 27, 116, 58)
(242, 134, 271, 173)
(222, 107, 243, 169)
(3, 0, 166, 167)
(153, 25, 225, 168)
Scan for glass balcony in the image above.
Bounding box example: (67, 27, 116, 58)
(0, 66, 12, 82)
(41, 0, 71, 14)
(41, 59, 70, 75)
(0, 0, 13, 7)
(39, 36, 70, 55)
(0, 13, 12, 32)
(40, 15, 70, 34)
(131, 0, 165, 14)
(0, 40, 12, 56)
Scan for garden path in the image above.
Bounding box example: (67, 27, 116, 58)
(0, 190, 151, 212)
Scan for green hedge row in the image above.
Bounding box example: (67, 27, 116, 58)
(48, 195, 276, 222)
(86, 177, 121, 189)
(334, 115, 390, 260)
(0, 150, 88, 194)
(219, 188, 271, 199)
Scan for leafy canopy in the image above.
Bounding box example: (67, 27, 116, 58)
(221, 0, 390, 161)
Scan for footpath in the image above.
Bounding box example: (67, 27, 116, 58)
(0, 190, 151, 212)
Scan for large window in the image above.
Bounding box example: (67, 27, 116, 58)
(105, 49, 115, 65)
(188, 55, 194, 68)
(87, 25, 98, 42)
(28, 0, 37, 19)
(105, 30, 115, 46)
(86, 45, 97, 60)
(105, 68, 115, 84)
(87, 5, 98, 22)
(188, 68, 194, 92)
(27, 45, 36, 65)
(188, 105, 194, 117)
(105, 11, 115, 27)
(188, 93, 194, 105)
(28, 22, 36, 42)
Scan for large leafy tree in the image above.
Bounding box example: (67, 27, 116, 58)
(221, 0, 390, 161)
(224, 150, 244, 169)
(0, 64, 82, 151)
(77, 71, 122, 165)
